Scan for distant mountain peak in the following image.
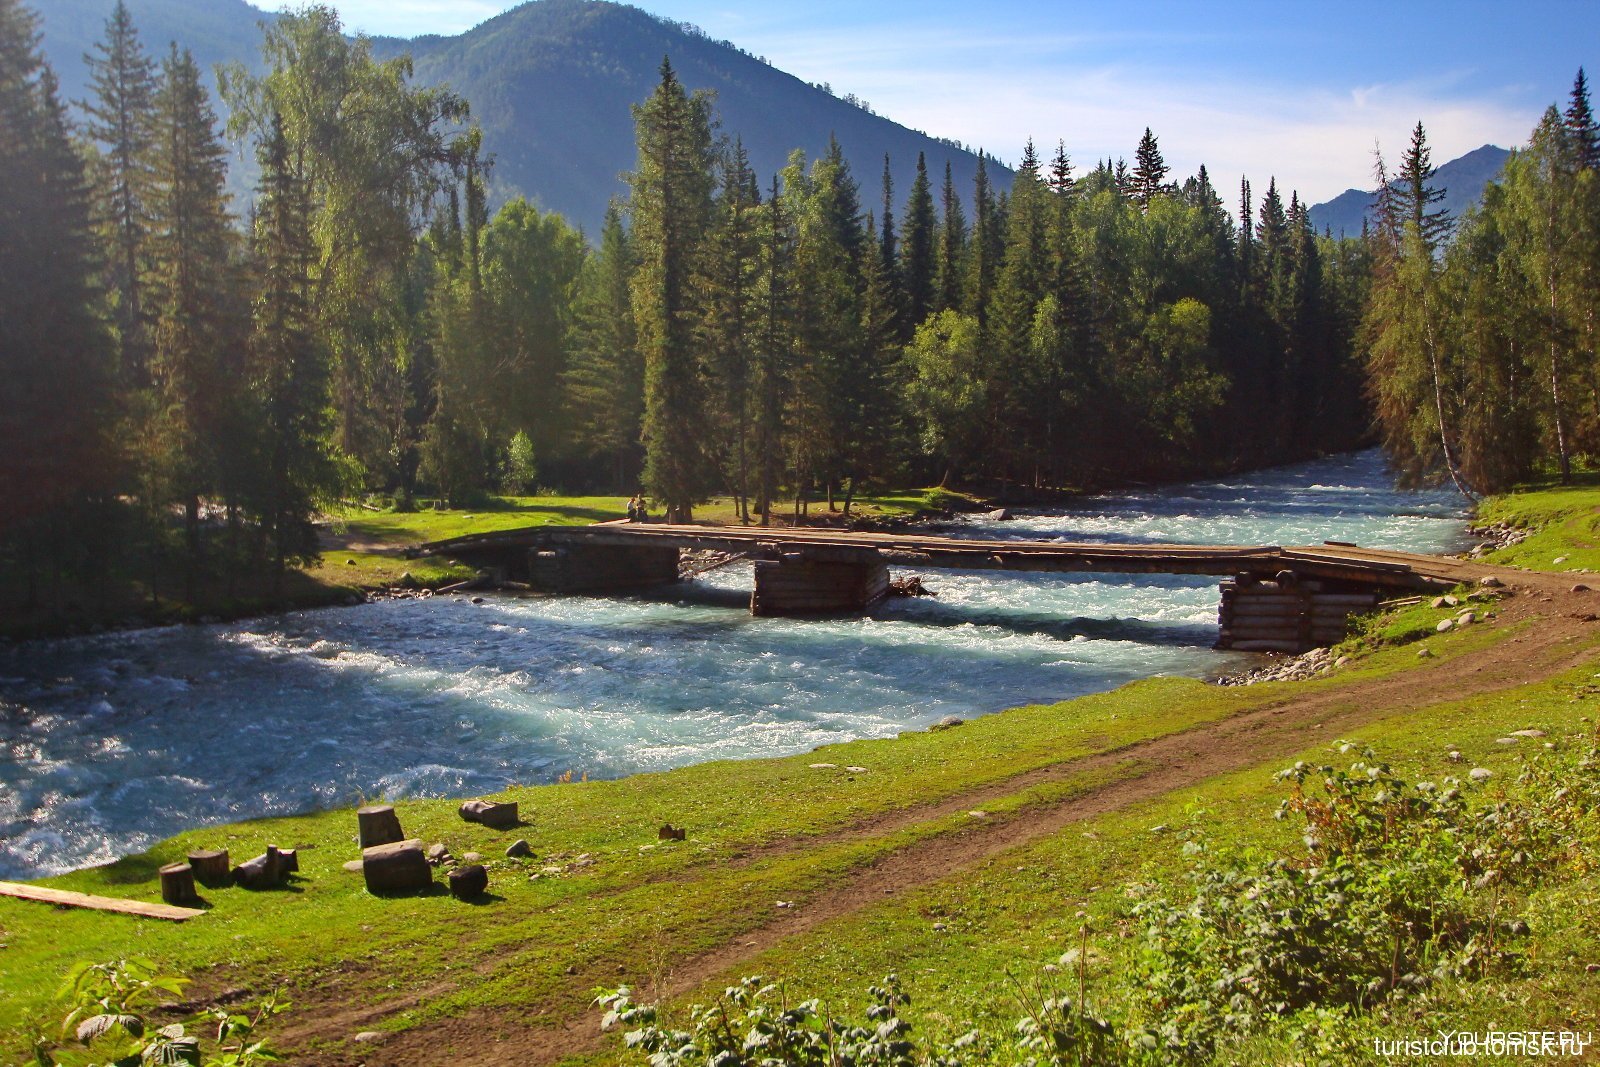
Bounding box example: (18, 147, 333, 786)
(1308, 144, 1511, 238)
(38, 0, 1011, 234)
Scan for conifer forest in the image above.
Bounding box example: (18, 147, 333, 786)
(4, 0, 1599, 600)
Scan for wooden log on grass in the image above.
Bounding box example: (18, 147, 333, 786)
(459, 799, 519, 830)
(357, 804, 405, 848)
(159, 862, 198, 906)
(186, 849, 230, 888)
(232, 846, 287, 890)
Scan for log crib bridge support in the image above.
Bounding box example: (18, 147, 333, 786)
(415, 525, 1491, 651)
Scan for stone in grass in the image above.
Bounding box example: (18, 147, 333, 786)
(1436, 619, 1455, 633)
(362, 840, 431, 895)
(1496, 737, 1520, 745)
(1417, 647, 1435, 658)
(448, 864, 489, 901)
(1480, 576, 1504, 588)
(463, 852, 482, 864)
(1457, 612, 1477, 626)
(1469, 768, 1493, 782)
(459, 799, 520, 830)
(426, 843, 451, 866)
(353, 1031, 384, 1044)
(505, 839, 533, 859)
(931, 715, 964, 730)
(1511, 728, 1548, 738)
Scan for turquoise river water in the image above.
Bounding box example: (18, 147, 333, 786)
(0, 449, 1469, 880)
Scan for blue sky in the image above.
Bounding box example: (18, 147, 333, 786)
(281, 0, 1599, 203)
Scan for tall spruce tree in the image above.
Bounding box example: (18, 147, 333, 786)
(935, 161, 966, 314)
(250, 111, 332, 572)
(753, 173, 796, 525)
(963, 155, 998, 324)
(700, 138, 762, 520)
(0, 0, 115, 584)
(147, 44, 244, 578)
(1131, 127, 1169, 209)
(564, 202, 643, 488)
(899, 151, 936, 334)
(628, 57, 717, 521)
(81, 0, 158, 390)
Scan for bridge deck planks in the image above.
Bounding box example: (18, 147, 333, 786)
(421, 523, 1486, 590)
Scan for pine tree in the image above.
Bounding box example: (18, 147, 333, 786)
(146, 44, 244, 579)
(1395, 121, 1452, 254)
(963, 155, 998, 323)
(81, 0, 158, 389)
(564, 202, 643, 488)
(0, 0, 115, 582)
(1131, 127, 1169, 210)
(899, 151, 936, 334)
(1564, 68, 1599, 171)
(699, 138, 762, 520)
(934, 161, 966, 313)
(753, 173, 795, 525)
(628, 57, 717, 521)
(1364, 144, 1473, 495)
(250, 110, 332, 572)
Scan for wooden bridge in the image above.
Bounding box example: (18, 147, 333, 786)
(416, 523, 1495, 654)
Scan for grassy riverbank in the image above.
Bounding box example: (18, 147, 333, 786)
(5, 479, 1598, 1064)
(3, 577, 1596, 1065)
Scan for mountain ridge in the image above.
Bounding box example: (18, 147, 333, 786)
(36, 0, 1013, 235)
(1307, 144, 1512, 237)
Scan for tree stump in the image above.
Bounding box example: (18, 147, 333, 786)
(186, 849, 230, 888)
(233, 846, 287, 890)
(658, 823, 686, 841)
(458, 799, 519, 830)
(357, 805, 404, 848)
(448, 864, 488, 901)
(159, 862, 198, 906)
(277, 847, 299, 874)
(362, 839, 431, 894)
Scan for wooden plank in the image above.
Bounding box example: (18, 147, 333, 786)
(0, 881, 203, 921)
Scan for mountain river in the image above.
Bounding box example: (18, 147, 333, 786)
(0, 449, 1470, 880)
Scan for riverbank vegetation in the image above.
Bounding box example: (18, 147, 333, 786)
(4, 0, 1380, 626)
(6, 0, 1596, 624)
(0, 589, 1593, 1063)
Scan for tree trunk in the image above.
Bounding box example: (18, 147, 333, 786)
(186, 849, 230, 888)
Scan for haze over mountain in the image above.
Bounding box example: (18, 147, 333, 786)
(37, 0, 1013, 234)
(1308, 144, 1511, 238)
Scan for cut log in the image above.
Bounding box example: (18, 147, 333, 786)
(159, 863, 198, 906)
(357, 804, 405, 848)
(448, 864, 489, 901)
(232, 846, 288, 890)
(277, 847, 299, 874)
(458, 799, 520, 830)
(362, 839, 431, 895)
(186, 849, 230, 888)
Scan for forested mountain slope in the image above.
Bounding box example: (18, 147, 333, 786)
(37, 0, 1013, 233)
